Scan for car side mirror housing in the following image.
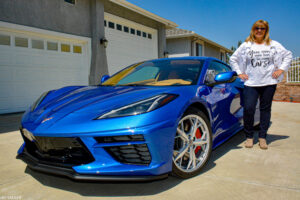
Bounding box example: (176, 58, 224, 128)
(101, 75, 110, 84)
(214, 71, 237, 83)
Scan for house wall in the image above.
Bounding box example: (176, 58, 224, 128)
(0, 0, 107, 85)
(204, 42, 221, 59)
(90, 0, 108, 85)
(157, 25, 167, 59)
(103, 0, 167, 58)
(0, 0, 168, 84)
(166, 38, 191, 57)
(0, 0, 92, 37)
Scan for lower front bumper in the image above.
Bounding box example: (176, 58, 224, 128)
(17, 151, 168, 182)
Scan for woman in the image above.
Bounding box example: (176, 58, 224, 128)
(230, 20, 292, 149)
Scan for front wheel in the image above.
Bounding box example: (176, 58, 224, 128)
(172, 107, 212, 178)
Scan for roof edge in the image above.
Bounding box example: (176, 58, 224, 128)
(194, 33, 232, 53)
(167, 32, 232, 53)
(109, 0, 178, 28)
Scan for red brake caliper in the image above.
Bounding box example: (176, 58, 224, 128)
(195, 128, 202, 154)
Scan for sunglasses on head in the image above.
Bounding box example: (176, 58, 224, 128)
(255, 27, 266, 31)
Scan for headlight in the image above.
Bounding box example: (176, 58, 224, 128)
(31, 91, 50, 111)
(97, 94, 178, 119)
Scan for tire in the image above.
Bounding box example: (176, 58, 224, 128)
(172, 107, 212, 179)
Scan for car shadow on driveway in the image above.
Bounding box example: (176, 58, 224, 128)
(23, 130, 289, 197)
(201, 130, 289, 174)
(201, 131, 244, 174)
(25, 167, 183, 196)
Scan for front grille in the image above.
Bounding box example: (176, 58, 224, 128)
(21, 131, 94, 168)
(105, 144, 151, 165)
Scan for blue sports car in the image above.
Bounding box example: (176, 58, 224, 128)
(17, 57, 248, 181)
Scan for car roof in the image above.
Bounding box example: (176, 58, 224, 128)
(147, 56, 223, 63)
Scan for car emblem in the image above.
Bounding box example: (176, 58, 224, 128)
(42, 117, 53, 123)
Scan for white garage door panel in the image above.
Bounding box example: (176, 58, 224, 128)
(0, 24, 90, 114)
(105, 13, 158, 75)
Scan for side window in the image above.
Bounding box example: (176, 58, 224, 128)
(205, 61, 231, 84)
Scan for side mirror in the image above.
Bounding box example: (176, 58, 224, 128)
(214, 71, 237, 83)
(100, 75, 110, 84)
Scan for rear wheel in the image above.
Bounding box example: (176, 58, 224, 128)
(172, 107, 212, 178)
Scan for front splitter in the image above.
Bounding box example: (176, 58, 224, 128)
(17, 151, 168, 182)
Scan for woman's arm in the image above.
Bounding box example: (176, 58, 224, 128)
(272, 42, 293, 79)
(230, 43, 248, 80)
(229, 46, 243, 75)
(279, 45, 293, 72)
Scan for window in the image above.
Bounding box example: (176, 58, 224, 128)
(0, 34, 10, 46)
(32, 39, 44, 49)
(47, 41, 58, 51)
(64, 0, 76, 4)
(196, 43, 203, 56)
(73, 45, 82, 54)
(220, 51, 225, 62)
(124, 26, 129, 33)
(104, 20, 107, 27)
(148, 33, 152, 39)
(108, 21, 115, 29)
(15, 37, 28, 48)
(116, 24, 122, 31)
(205, 61, 231, 84)
(61, 44, 71, 52)
(117, 66, 160, 85)
(142, 32, 147, 38)
(103, 60, 204, 86)
(137, 30, 141, 36)
(130, 28, 135, 35)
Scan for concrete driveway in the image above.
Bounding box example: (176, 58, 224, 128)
(0, 102, 299, 200)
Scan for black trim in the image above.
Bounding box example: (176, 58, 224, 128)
(20, 129, 95, 167)
(94, 134, 144, 143)
(17, 152, 168, 182)
(105, 144, 151, 165)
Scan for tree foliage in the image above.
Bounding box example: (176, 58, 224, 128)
(226, 40, 242, 64)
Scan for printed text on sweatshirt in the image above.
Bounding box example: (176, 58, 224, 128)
(229, 40, 292, 86)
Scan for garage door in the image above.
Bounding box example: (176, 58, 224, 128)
(0, 22, 90, 114)
(104, 13, 158, 75)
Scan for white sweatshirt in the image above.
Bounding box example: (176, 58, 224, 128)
(230, 40, 292, 86)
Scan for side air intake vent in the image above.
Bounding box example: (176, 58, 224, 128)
(105, 144, 151, 165)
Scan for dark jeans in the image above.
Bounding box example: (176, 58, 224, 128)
(243, 84, 277, 139)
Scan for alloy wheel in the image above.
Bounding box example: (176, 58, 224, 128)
(173, 114, 211, 173)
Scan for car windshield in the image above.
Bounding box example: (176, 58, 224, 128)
(102, 59, 204, 86)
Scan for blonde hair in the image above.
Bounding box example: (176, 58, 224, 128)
(245, 19, 271, 45)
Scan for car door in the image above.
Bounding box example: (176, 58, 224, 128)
(204, 60, 243, 147)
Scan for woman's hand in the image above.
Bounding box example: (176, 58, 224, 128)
(238, 74, 249, 81)
(272, 69, 284, 79)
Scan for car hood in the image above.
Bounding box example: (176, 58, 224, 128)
(22, 85, 193, 128)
